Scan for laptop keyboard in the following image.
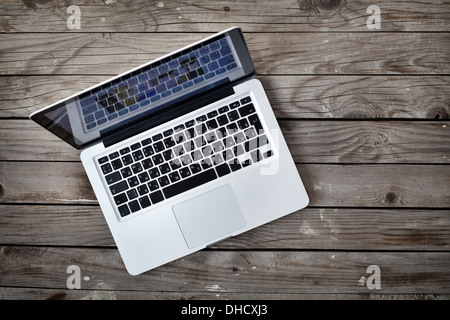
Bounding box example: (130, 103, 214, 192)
(80, 36, 238, 132)
(97, 95, 274, 219)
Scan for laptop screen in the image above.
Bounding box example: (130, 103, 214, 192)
(30, 28, 255, 149)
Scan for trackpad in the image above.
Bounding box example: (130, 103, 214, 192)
(172, 184, 246, 248)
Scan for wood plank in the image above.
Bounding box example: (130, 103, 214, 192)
(1, 205, 449, 251)
(1, 33, 449, 75)
(2, 120, 450, 163)
(1, 0, 448, 32)
(1, 246, 449, 295)
(1, 286, 447, 300)
(2, 75, 449, 119)
(0, 162, 449, 207)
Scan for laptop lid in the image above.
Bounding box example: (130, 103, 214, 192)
(30, 27, 255, 149)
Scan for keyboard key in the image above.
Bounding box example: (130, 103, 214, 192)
(122, 154, 133, 166)
(148, 167, 160, 179)
(150, 190, 165, 204)
(128, 176, 139, 187)
(229, 101, 240, 109)
(105, 171, 122, 185)
(128, 200, 141, 213)
(109, 152, 119, 160)
(139, 196, 151, 209)
(216, 163, 231, 177)
(130, 142, 141, 150)
(148, 180, 159, 191)
(114, 193, 128, 205)
(163, 168, 217, 199)
(238, 103, 255, 117)
(101, 163, 113, 175)
(110, 180, 128, 195)
(111, 158, 123, 170)
(127, 189, 138, 200)
(98, 156, 108, 164)
(168, 171, 181, 183)
(120, 147, 130, 155)
(137, 184, 149, 196)
(131, 163, 143, 174)
(240, 96, 252, 105)
(118, 204, 130, 217)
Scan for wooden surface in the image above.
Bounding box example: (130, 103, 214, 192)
(0, 0, 449, 300)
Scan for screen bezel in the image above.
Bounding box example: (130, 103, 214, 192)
(30, 27, 255, 149)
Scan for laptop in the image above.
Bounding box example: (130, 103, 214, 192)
(30, 27, 309, 275)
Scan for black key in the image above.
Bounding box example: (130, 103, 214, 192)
(152, 133, 163, 141)
(174, 124, 185, 132)
(142, 158, 153, 169)
(158, 175, 170, 187)
(169, 159, 182, 170)
(110, 180, 128, 195)
(248, 113, 263, 131)
(114, 193, 128, 205)
(148, 167, 160, 179)
(141, 137, 152, 146)
(185, 127, 196, 139)
(111, 158, 123, 170)
(229, 101, 240, 109)
(101, 163, 113, 175)
(127, 189, 138, 200)
(130, 142, 141, 151)
(218, 106, 229, 114)
(149, 190, 165, 204)
(228, 159, 242, 172)
(143, 145, 154, 157)
(118, 204, 130, 217)
(207, 110, 218, 118)
(147, 180, 159, 191)
(109, 152, 119, 160)
(238, 103, 255, 117)
(179, 167, 191, 178)
(159, 163, 171, 174)
(237, 118, 249, 130)
(240, 96, 252, 105)
(137, 184, 149, 195)
(128, 176, 139, 187)
(131, 162, 143, 174)
(163, 137, 176, 148)
(128, 200, 140, 213)
(98, 156, 108, 164)
(216, 163, 231, 177)
(132, 150, 144, 162)
(216, 115, 229, 126)
(174, 132, 185, 144)
(139, 196, 151, 208)
(189, 160, 204, 174)
(153, 141, 165, 153)
(206, 119, 218, 130)
(120, 147, 130, 155)
(138, 172, 150, 183)
(163, 149, 174, 161)
(196, 115, 207, 122)
(168, 171, 181, 183)
(227, 110, 239, 122)
(105, 171, 122, 185)
(152, 153, 164, 165)
(185, 119, 195, 128)
(162, 168, 217, 199)
(163, 128, 173, 137)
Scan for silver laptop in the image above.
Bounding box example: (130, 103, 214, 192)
(30, 27, 309, 275)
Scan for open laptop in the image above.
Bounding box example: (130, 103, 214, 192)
(30, 27, 309, 275)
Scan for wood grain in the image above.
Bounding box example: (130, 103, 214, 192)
(1, 75, 449, 119)
(2, 120, 449, 163)
(1, 0, 448, 32)
(1, 246, 449, 295)
(1, 33, 449, 75)
(1, 162, 449, 207)
(1, 205, 449, 251)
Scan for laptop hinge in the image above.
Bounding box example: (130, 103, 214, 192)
(102, 83, 235, 148)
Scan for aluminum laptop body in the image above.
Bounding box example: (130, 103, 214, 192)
(30, 27, 309, 275)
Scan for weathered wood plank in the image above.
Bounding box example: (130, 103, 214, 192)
(1, 205, 449, 251)
(1, 75, 449, 119)
(0, 162, 449, 207)
(1, 246, 449, 295)
(1, 33, 449, 75)
(1, 287, 447, 300)
(1, 0, 449, 32)
(2, 120, 450, 163)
